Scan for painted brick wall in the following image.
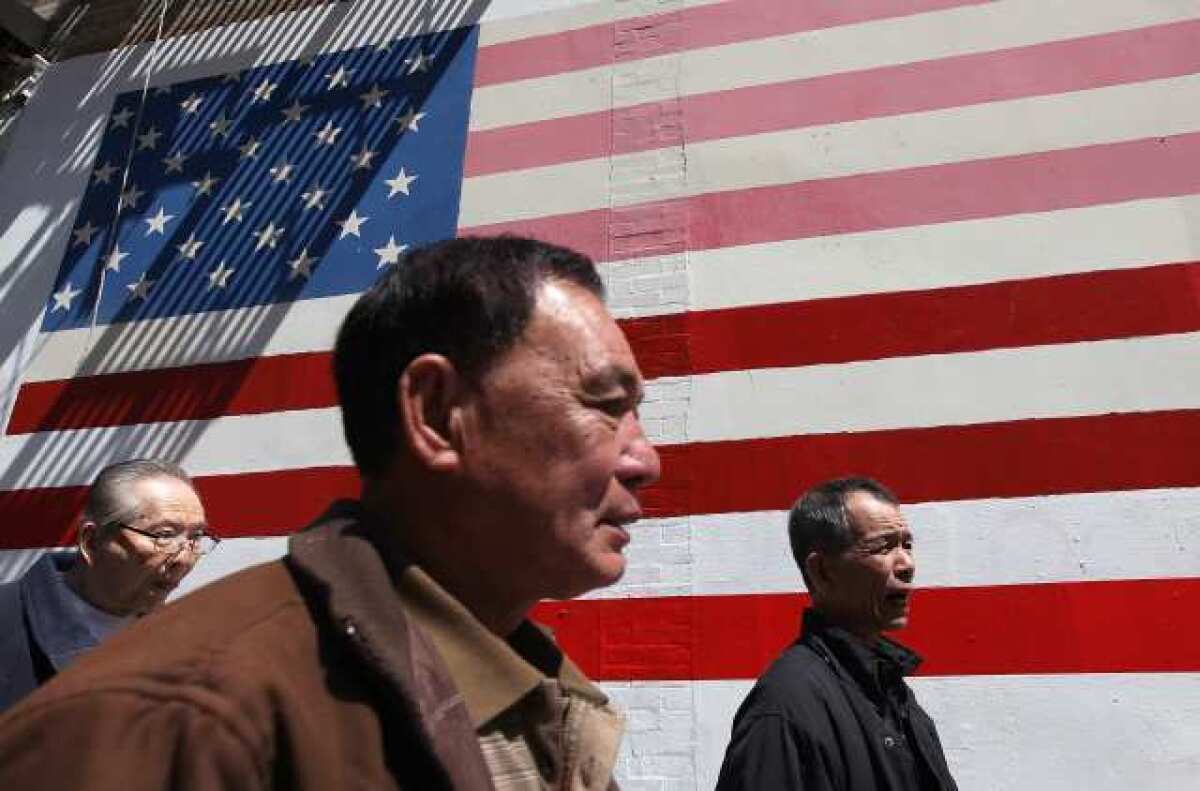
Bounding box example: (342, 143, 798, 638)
(601, 2, 699, 787)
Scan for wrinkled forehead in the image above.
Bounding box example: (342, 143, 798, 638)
(845, 491, 909, 540)
(525, 280, 642, 380)
(126, 476, 207, 525)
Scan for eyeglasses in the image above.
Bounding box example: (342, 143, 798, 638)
(105, 521, 221, 556)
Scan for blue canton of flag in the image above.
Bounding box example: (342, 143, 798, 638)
(44, 25, 479, 330)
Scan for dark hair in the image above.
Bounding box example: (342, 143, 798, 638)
(85, 458, 193, 527)
(333, 235, 604, 477)
(787, 476, 898, 586)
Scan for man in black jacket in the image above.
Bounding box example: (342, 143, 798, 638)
(716, 477, 958, 791)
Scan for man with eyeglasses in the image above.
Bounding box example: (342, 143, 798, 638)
(0, 458, 213, 713)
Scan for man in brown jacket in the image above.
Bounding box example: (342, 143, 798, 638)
(0, 236, 661, 790)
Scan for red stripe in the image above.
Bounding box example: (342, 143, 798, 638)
(3, 410, 1196, 548)
(628, 261, 1200, 379)
(467, 19, 1200, 176)
(532, 578, 1200, 680)
(6, 351, 336, 435)
(472, 0, 985, 88)
(646, 410, 1200, 518)
(463, 132, 1200, 263)
(0, 466, 360, 550)
(12, 262, 1198, 434)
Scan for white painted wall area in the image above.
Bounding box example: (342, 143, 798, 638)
(674, 675, 1200, 791)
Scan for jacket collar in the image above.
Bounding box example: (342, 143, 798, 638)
(396, 563, 608, 728)
(285, 500, 492, 791)
(801, 608, 922, 705)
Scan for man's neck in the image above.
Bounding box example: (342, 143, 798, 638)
(360, 484, 532, 637)
(63, 563, 130, 618)
(810, 606, 881, 645)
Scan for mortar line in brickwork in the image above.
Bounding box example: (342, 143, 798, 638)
(609, 2, 698, 785)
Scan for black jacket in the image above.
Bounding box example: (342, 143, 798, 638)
(716, 609, 958, 791)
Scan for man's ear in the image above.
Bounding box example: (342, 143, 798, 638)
(804, 551, 828, 596)
(397, 354, 467, 473)
(76, 521, 99, 567)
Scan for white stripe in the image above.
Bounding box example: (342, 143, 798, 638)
(478, 0, 725, 46)
(678, 194, 1200, 316)
(23, 195, 1200, 382)
(23, 293, 354, 382)
(8, 488, 1193, 592)
(8, 331, 1196, 490)
(460, 73, 1200, 225)
(682, 332, 1200, 442)
(677, 675, 1200, 791)
(584, 489, 1200, 599)
(468, 0, 1200, 130)
(0, 408, 350, 491)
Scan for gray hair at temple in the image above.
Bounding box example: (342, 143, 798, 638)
(787, 476, 898, 588)
(84, 458, 193, 529)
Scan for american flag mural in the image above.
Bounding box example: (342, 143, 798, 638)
(1, 0, 1198, 787)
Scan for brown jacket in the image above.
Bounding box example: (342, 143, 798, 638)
(0, 503, 496, 790)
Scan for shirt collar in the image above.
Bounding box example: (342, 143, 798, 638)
(396, 564, 607, 729)
(22, 552, 132, 670)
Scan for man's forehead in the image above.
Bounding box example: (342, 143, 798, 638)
(846, 492, 908, 535)
(127, 476, 205, 519)
(526, 281, 641, 376)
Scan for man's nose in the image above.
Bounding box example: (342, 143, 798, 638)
(618, 414, 662, 491)
(894, 545, 916, 579)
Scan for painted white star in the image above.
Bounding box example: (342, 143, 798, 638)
(395, 106, 426, 132)
(219, 196, 251, 224)
(143, 205, 175, 235)
(209, 112, 234, 138)
(280, 99, 308, 123)
(136, 125, 163, 151)
(325, 66, 353, 89)
(238, 136, 262, 159)
(208, 261, 234, 289)
(192, 171, 220, 197)
(179, 93, 203, 114)
(405, 51, 431, 74)
(92, 162, 119, 184)
(126, 273, 154, 301)
(162, 150, 188, 174)
(349, 144, 377, 171)
(71, 221, 99, 247)
(118, 183, 144, 211)
(250, 80, 278, 103)
(300, 184, 329, 210)
(104, 244, 129, 272)
(384, 167, 417, 197)
(287, 247, 317, 280)
(177, 233, 203, 260)
(109, 107, 134, 129)
(252, 221, 285, 251)
(314, 120, 342, 146)
(359, 83, 389, 109)
(268, 161, 294, 183)
(336, 209, 368, 239)
(373, 236, 408, 268)
(50, 281, 81, 312)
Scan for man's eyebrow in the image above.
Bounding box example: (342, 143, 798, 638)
(585, 364, 643, 399)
